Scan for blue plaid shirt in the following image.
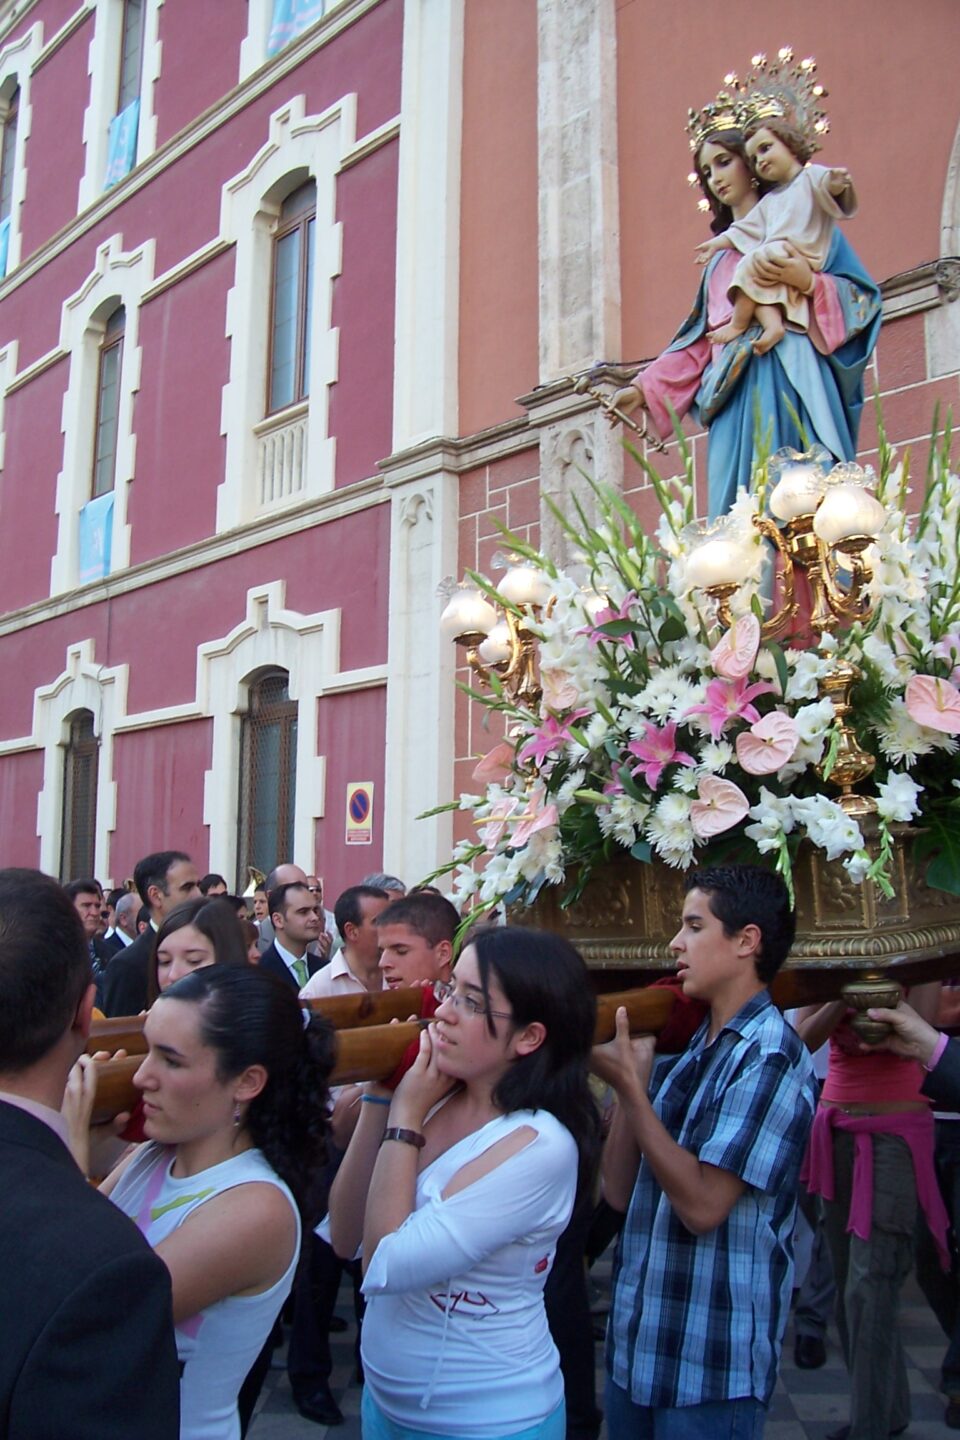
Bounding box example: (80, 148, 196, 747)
(607, 992, 816, 1409)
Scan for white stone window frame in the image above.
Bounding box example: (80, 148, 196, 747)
(33, 639, 126, 881)
(199, 582, 334, 884)
(52, 231, 154, 595)
(217, 93, 355, 532)
(78, 0, 164, 211)
(0, 22, 41, 276)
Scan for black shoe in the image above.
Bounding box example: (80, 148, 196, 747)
(328, 1314, 348, 1333)
(292, 1383, 344, 1426)
(794, 1334, 827, 1369)
(947, 1399, 960, 1430)
(825, 1426, 908, 1440)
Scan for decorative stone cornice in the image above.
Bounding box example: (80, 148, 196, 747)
(880, 258, 960, 319)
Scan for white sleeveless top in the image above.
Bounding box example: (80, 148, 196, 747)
(110, 1142, 300, 1440)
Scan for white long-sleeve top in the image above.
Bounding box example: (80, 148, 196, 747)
(360, 1108, 577, 1436)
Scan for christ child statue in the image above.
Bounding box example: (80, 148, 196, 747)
(695, 115, 857, 355)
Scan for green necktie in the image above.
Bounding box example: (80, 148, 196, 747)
(292, 956, 309, 988)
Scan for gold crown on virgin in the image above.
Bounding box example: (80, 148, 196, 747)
(686, 47, 830, 154)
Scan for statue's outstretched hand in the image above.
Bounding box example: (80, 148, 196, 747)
(608, 381, 644, 419)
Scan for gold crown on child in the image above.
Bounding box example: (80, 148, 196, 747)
(687, 48, 830, 154)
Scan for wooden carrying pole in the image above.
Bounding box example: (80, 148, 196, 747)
(88, 958, 948, 1061)
(88, 988, 428, 1058)
(89, 985, 677, 1124)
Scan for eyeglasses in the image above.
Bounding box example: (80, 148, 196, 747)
(432, 979, 512, 1022)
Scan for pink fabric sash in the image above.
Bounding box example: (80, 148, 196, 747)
(802, 1105, 950, 1270)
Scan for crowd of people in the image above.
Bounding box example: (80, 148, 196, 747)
(4, 850, 960, 1440)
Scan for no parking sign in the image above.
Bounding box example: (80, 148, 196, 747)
(345, 781, 374, 845)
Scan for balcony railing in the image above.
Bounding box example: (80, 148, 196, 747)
(255, 402, 308, 507)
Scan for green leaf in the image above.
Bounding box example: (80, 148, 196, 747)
(630, 839, 652, 862)
(766, 641, 790, 698)
(915, 809, 960, 896)
(658, 615, 687, 644)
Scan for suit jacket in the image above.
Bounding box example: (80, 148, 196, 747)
(100, 925, 155, 1015)
(922, 1037, 960, 1112)
(258, 940, 322, 992)
(97, 932, 125, 960)
(0, 1101, 179, 1438)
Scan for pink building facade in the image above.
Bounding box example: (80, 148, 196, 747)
(0, 0, 956, 896)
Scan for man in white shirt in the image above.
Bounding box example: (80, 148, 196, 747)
(300, 885, 391, 999)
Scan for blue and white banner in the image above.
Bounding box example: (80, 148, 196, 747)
(78, 490, 114, 585)
(267, 0, 325, 57)
(104, 98, 140, 190)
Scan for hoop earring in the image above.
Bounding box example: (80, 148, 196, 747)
(750, 178, 759, 190)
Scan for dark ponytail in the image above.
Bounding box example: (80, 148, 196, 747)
(161, 966, 334, 1220)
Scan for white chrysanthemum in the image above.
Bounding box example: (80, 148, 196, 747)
(646, 793, 695, 869)
(598, 793, 650, 847)
(698, 740, 734, 773)
(555, 768, 587, 810)
(875, 699, 936, 767)
(875, 771, 924, 824)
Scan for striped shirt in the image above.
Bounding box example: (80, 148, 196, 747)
(607, 991, 816, 1409)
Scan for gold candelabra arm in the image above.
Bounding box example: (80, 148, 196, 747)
(817, 537, 875, 626)
(752, 515, 798, 642)
(495, 609, 543, 706)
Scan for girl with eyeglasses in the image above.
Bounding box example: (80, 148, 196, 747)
(353, 926, 600, 1440)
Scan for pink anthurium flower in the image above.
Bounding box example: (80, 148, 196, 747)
(479, 797, 519, 851)
(626, 721, 696, 791)
(735, 711, 800, 774)
(541, 668, 581, 712)
(518, 709, 591, 767)
(684, 676, 777, 742)
(905, 675, 960, 735)
(472, 739, 516, 785)
(689, 775, 750, 839)
(710, 613, 761, 680)
(511, 787, 560, 848)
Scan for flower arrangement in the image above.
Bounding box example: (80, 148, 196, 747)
(431, 419, 960, 923)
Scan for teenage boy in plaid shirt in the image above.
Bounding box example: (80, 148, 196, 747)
(594, 865, 817, 1439)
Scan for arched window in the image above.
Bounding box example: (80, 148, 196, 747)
(60, 710, 99, 881)
(237, 670, 298, 885)
(92, 306, 125, 498)
(0, 82, 19, 276)
(268, 180, 316, 414)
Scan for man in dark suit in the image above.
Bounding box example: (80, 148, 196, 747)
(260, 880, 325, 990)
(100, 850, 200, 1015)
(0, 867, 179, 1439)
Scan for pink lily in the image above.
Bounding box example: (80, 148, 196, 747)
(579, 592, 638, 651)
(683, 676, 776, 742)
(626, 721, 696, 791)
(518, 709, 590, 767)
